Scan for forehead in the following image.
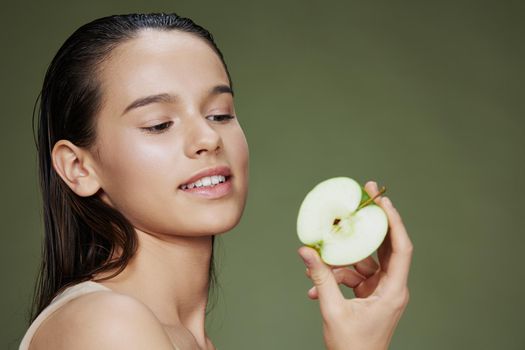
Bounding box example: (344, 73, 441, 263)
(98, 29, 229, 113)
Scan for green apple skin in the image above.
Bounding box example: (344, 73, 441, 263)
(297, 177, 389, 266)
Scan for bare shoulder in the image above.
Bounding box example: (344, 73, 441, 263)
(30, 290, 175, 350)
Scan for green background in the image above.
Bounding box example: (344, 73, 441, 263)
(1, 0, 523, 349)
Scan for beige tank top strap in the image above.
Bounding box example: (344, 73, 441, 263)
(19, 281, 112, 350)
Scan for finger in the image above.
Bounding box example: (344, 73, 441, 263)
(334, 268, 366, 287)
(377, 196, 414, 291)
(377, 231, 392, 271)
(353, 255, 379, 277)
(305, 266, 350, 279)
(298, 246, 344, 314)
(364, 181, 392, 271)
(308, 286, 318, 299)
(308, 268, 366, 299)
(364, 180, 384, 204)
(354, 272, 381, 298)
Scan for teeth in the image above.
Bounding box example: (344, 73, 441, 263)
(181, 175, 227, 190)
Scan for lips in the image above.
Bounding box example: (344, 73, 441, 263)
(179, 165, 232, 189)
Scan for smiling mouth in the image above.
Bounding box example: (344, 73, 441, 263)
(179, 175, 232, 190)
(178, 175, 233, 199)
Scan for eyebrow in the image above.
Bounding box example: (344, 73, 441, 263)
(121, 84, 234, 116)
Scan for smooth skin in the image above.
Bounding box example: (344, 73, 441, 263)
(32, 29, 249, 350)
(30, 28, 413, 350)
(298, 181, 413, 350)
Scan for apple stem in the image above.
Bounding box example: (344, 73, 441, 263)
(357, 185, 387, 210)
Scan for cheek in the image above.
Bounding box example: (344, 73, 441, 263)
(104, 135, 171, 186)
(97, 129, 178, 219)
(227, 126, 250, 210)
(228, 126, 250, 180)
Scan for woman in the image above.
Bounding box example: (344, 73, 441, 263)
(20, 13, 413, 350)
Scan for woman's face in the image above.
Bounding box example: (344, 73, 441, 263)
(91, 29, 249, 238)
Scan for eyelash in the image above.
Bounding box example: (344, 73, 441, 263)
(141, 114, 236, 133)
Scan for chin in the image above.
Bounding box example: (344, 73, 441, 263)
(194, 206, 244, 236)
(186, 187, 248, 236)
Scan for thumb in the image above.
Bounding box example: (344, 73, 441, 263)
(298, 246, 344, 316)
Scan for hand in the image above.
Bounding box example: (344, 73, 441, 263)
(298, 181, 413, 350)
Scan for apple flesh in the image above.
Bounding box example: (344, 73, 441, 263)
(297, 177, 389, 266)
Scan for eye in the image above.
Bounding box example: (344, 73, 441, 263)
(141, 121, 173, 133)
(206, 114, 236, 122)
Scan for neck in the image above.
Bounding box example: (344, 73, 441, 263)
(94, 230, 214, 347)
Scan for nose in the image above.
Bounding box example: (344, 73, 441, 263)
(184, 115, 222, 158)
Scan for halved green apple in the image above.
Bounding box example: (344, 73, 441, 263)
(297, 177, 389, 266)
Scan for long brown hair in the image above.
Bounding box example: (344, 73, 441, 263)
(29, 12, 233, 324)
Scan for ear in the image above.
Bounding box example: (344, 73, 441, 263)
(51, 139, 102, 197)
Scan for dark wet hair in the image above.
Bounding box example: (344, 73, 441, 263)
(29, 12, 232, 324)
